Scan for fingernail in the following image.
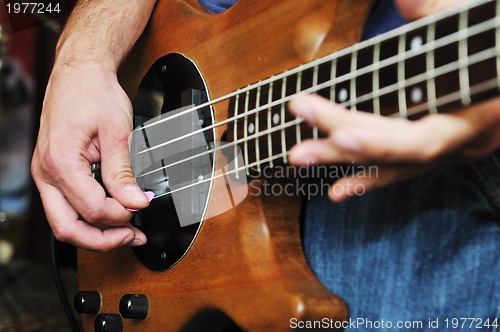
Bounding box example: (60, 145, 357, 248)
(130, 237, 146, 246)
(144, 191, 155, 202)
(332, 130, 361, 152)
(120, 234, 135, 246)
(125, 184, 149, 202)
(126, 191, 154, 212)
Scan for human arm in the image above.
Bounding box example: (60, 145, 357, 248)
(31, 0, 157, 251)
(288, 0, 500, 202)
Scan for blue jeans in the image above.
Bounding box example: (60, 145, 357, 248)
(303, 151, 500, 331)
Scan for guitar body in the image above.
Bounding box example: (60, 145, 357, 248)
(78, 1, 375, 330)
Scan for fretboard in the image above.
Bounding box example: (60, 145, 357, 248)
(226, 0, 500, 174)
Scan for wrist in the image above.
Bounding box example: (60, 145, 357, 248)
(54, 40, 119, 73)
(51, 55, 118, 81)
(53, 0, 157, 75)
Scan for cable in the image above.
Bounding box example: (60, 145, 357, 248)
(50, 233, 82, 332)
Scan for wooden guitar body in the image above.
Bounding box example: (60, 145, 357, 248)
(78, 1, 375, 330)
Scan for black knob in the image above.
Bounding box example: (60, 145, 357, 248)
(74, 291, 101, 314)
(119, 294, 149, 319)
(94, 313, 123, 332)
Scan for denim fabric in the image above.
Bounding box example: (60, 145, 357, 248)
(303, 155, 500, 331)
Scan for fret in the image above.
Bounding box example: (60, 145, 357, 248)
(458, 10, 472, 106)
(254, 86, 261, 173)
(296, 71, 303, 144)
(243, 90, 250, 175)
(407, 78, 498, 118)
(233, 93, 240, 179)
(496, 0, 500, 90)
(267, 80, 274, 168)
(426, 22, 438, 114)
(373, 42, 381, 116)
(311, 65, 318, 87)
(312, 65, 319, 140)
(350, 50, 358, 111)
(397, 33, 408, 118)
(405, 30, 426, 111)
(329, 58, 337, 102)
(280, 76, 288, 163)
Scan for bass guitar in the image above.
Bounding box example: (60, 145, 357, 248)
(76, 0, 500, 330)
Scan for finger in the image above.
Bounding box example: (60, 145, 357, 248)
(329, 166, 425, 202)
(59, 162, 135, 226)
(38, 182, 146, 252)
(33, 141, 135, 226)
(288, 95, 411, 165)
(289, 139, 344, 165)
(288, 94, 400, 132)
(288, 95, 370, 132)
(329, 101, 500, 164)
(99, 117, 151, 211)
(287, 95, 412, 165)
(289, 97, 500, 166)
(395, 0, 471, 21)
(457, 98, 500, 158)
(328, 120, 446, 164)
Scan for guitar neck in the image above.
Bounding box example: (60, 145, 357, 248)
(225, 0, 500, 173)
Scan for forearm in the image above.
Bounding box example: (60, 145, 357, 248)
(55, 0, 157, 72)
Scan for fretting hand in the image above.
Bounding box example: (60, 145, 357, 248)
(288, 0, 500, 202)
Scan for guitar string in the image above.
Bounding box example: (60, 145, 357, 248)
(137, 43, 500, 182)
(130, 14, 499, 159)
(137, 68, 499, 191)
(139, 77, 499, 190)
(133, 42, 500, 181)
(147, 76, 499, 200)
(360, 47, 497, 117)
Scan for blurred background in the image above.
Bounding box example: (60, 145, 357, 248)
(1, 1, 79, 330)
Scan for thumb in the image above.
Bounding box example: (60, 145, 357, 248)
(99, 121, 151, 210)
